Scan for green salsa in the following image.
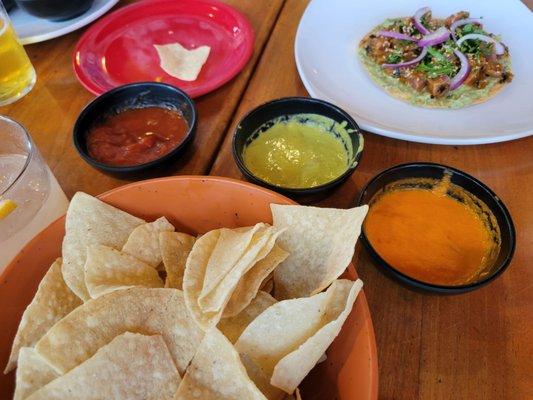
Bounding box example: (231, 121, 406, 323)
(242, 114, 353, 188)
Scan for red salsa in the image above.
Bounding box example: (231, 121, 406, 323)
(87, 107, 189, 166)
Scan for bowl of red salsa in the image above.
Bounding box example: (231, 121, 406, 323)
(73, 82, 197, 173)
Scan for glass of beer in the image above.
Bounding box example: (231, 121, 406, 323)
(0, 2, 36, 106)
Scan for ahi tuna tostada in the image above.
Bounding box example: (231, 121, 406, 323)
(359, 7, 513, 108)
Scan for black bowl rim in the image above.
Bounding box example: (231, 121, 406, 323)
(356, 162, 516, 294)
(73, 82, 197, 173)
(232, 96, 364, 195)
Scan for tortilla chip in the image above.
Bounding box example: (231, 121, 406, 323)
(84, 245, 164, 298)
(294, 388, 303, 400)
(198, 225, 283, 314)
(282, 388, 302, 400)
(223, 244, 288, 318)
(154, 43, 211, 81)
(271, 204, 368, 299)
(174, 328, 266, 400)
(239, 353, 286, 400)
(28, 332, 180, 400)
(184, 225, 284, 329)
(218, 291, 277, 343)
(4, 258, 82, 373)
(62, 192, 144, 300)
(35, 288, 203, 375)
(122, 217, 175, 268)
(260, 274, 274, 294)
(236, 279, 363, 394)
(199, 224, 266, 300)
(159, 232, 196, 289)
(183, 229, 221, 329)
(14, 348, 59, 400)
(271, 280, 363, 393)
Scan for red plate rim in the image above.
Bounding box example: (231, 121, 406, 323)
(72, 0, 255, 98)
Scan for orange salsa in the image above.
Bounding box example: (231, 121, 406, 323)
(364, 183, 498, 286)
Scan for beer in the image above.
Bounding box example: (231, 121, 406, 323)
(0, 16, 36, 106)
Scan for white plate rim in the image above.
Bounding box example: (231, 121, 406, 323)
(12, 0, 120, 45)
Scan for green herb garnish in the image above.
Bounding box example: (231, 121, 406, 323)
(452, 22, 487, 56)
(461, 23, 486, 36)
(417, 47, 458, 78)
(421, 14, 431, 30)
(427, 46, 447, 62)
(386, 51, 403, 64)
(417, 48, 459, 79)
(417, 62, 458, 78)
(460, 39, 480, 55)
(457, 23, 490, 55)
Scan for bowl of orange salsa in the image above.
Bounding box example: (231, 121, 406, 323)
(358, 163, 515, 294)
(74, 82, 197, 173)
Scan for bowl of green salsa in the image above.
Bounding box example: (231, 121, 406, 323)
(232, 97, 364, 196)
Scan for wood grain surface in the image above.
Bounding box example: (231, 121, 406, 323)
(209, 0, 533, 399)
(0, 0, 285, 197)
(1, 0, 532, 398)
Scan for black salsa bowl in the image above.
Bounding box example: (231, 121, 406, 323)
(73, 82, 197, 174)
(357, 162, 516, 294)
(232, 97, 364, 199)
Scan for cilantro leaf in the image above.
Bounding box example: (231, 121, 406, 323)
(386, 51, 403, 64)
(416, 49, 459, 79)
(460, 23, 487, 37)
(427, 47, 447, 62)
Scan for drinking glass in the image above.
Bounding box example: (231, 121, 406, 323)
(0, 2, 36, 106)
(0, 116, 68, 271)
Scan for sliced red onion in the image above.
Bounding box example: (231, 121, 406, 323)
(450, 18, 483, 41)
(382, 46, 428, 68)
(376, 30, 417, 42)
(418, 27, 450, 47)
(456, 33, 505, 55)
(413, 7, 431, 35)
(449, 49, 471, 90)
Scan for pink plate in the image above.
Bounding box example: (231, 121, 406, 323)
(73, 0, 254, 97)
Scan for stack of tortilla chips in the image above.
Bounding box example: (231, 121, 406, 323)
(4, 192, 368, 400)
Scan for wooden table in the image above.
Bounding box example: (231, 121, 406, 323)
(2, 1, 532, 398)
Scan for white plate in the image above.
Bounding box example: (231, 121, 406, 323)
(295, 0, 533, 144)
(9, 0, 119, 45)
